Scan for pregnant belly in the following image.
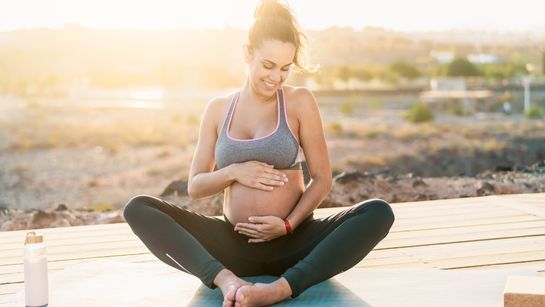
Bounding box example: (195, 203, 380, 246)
(223, 171, 305, 226)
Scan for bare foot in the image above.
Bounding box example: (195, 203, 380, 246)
(234, 277, 292, 307)
(214, 269, 253, 307)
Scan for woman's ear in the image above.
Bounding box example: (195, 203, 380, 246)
(243, 44, 253, 64)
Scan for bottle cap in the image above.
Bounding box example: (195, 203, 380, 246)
(24, 231, 44, 245)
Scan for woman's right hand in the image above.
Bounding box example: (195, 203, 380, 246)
(228, 161, 288, 191)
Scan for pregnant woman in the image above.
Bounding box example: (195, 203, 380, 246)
(123, 1, 395, 306)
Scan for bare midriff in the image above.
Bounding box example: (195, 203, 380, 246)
(223, 170, 305, 226)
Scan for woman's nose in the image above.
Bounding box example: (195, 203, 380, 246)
(269, 69, 281, 82)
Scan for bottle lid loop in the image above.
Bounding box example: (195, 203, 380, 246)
(24, 231, 44, 245)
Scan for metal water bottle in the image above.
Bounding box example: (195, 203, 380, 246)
(23, 231, 49, 307)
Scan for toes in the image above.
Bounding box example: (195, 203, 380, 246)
(235, 286, 248, 303)
(226, 288, 237, 302)
(223, 286, 238, 307)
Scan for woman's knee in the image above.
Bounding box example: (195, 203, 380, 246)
(367, 199, 395, 229)
(122, 194, 157, 223)
(354, 199, 395, 229)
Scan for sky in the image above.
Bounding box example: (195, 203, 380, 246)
(1, 0, 545, 33)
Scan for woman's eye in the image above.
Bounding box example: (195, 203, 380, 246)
(263, 65, 273, 69)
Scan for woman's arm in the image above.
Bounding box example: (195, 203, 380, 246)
(285, 87, 333, 229)
(187, 97, 234, 200)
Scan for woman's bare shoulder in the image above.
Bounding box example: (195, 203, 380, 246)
(206, 93, 234, 111)
(203, 93, 236, 120)
(282, 85, 317, 111)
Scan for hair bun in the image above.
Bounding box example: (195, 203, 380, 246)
(254, 0, 293, 24)
(249, 0, 310, 71)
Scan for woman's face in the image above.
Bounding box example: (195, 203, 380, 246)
(244, 39, 296, 97)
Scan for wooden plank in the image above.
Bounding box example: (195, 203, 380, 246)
(0, 222, 129, 238)
(496, 195, 545, 218)
(1, 239, 147, 259)
(499, 193, 545, 200)
(454, 260, 545, 274)
(393, 216, 543, 232)
(0, 284, 23, 298)
(355, 261, 431, 269)
(355, 246, 545, 270)
(382, 225, 545, 249)
(380, 202, 497, 216)
(0, 253, 158, 276)
(0, 233, 139, 252)
(0, 226, 134, 244)
(0, 257, 165, 286)
(392, 211, 529, 227)
(0, 255, 160, 296)
(428, 249, 545, 269)
(395, 236, 545, 259)
(0, 246, 151, 266)
(0, 233, 140, 253)
(388, 196, 489, 207)
(388, 219, 545, 239)
(384, 206, 516, 221)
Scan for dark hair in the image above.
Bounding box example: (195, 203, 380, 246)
(248, 0, 309, 71)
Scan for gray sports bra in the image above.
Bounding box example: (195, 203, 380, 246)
(215, 87, 304, 170)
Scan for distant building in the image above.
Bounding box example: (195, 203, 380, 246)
(430, 51, 454, 64)
(420, 78, 493, 113)
(431, 51, 498, 64)
(467, 53, 498, 64)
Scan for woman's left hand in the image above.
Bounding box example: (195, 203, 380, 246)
(234, 215, 288, 243)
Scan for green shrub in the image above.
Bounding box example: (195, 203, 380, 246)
(89, 203, 115, 212)
(146, 168, 162, 176)
(448, 104, 465, 116)
(328, 122, 344, 136)
(186, 114, 200, 125)
(404, 102, 435, 123)
(87, 179, 99, 187)
(525, 105, 544, 119)
(389, 60, 422, 80)
(340, 100, 355, 115)
(447, 57, 481, 77)
(368, 98, 385, 111)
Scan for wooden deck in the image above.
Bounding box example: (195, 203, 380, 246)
(1, 193, 545, 306)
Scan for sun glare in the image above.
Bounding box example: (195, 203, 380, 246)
(1, 0, 545, 32)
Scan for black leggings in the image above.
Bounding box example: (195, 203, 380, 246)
(123, 195, 395, 298)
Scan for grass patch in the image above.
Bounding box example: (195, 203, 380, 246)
(87, 179, 100, 187)
(11, 162, 32, 172)
(339, 98, 356, 115)
(525, 105, 544, 119)
(146, 168, 163, 176)
(89, 203, 115, 212)
(157, 147, 172, 158)
(3, 109, 195, 152)
(404, 102, 434, 123)
(327, 121, 344, 137)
